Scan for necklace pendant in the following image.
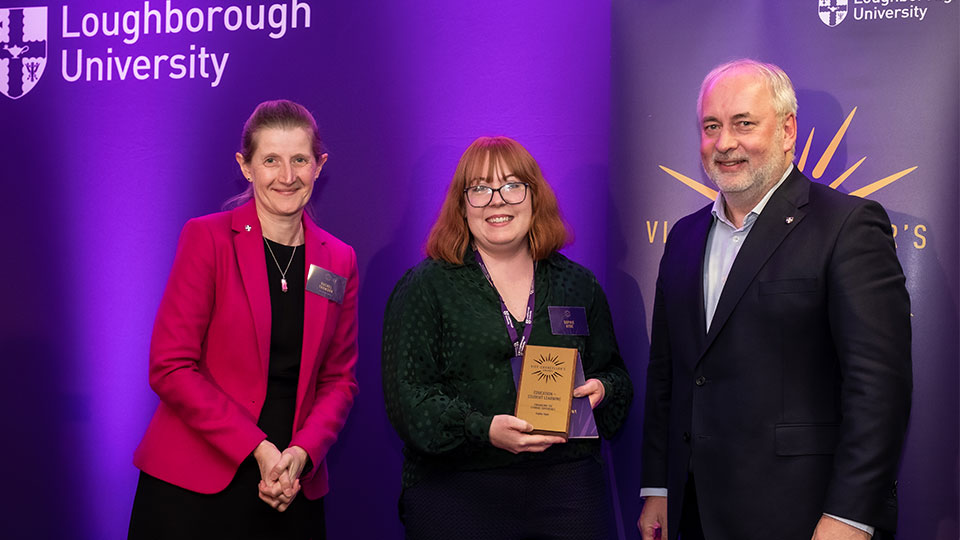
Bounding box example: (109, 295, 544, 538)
(281, 278, 288, 293)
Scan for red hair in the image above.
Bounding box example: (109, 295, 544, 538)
(426, 136, 570, 263)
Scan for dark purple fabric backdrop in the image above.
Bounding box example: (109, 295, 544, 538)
(1, 2, 610, 538)
(611, 1, 959, 539)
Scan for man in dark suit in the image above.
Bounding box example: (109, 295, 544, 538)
(637, 59, 912, 540)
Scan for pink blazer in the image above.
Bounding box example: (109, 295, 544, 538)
(133, 200, 359, 499)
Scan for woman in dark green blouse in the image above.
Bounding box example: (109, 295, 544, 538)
(382, 136, 632, 540)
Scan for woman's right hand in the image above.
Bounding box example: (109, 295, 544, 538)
(488, 414, 566, 454)
(253, 440, 287, 510)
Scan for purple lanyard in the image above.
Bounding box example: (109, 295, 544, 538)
(474, 249, 536, 357)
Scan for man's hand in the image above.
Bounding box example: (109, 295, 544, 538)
(488, 414, 566, 454)
(811, 515, 871, 540)
(637, 495, 667, 540)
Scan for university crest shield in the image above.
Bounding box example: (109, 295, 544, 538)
(0, 7, 48, 100)
(818, 0, 849, 27)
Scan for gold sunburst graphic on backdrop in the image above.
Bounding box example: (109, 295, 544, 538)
(659, 107, 918, 200)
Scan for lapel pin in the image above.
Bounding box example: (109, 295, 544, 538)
(245, 225, 252, 232)
(785, 216, 794, 224)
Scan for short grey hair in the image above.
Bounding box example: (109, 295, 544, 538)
(697, 59, 798, 120)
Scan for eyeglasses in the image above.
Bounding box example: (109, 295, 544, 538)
(463, 182, 529, 208)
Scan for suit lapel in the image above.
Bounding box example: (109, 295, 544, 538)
(298, 215, 331, 411)
(698, 169, 810, 363)
(232, 200, 272, 378)
(677, 206, 714, 351)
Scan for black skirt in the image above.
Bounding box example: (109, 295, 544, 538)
(128, 457, 324, 540)
(128, 393, 324, 540)
(399, 457, 612, 540)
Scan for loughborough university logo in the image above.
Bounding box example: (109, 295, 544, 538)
(0, 7, 47, 100)
(819, 0, 848, 27)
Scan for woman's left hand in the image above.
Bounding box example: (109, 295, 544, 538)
(260, 446, 309, 512)
(573, 378, 605, 409)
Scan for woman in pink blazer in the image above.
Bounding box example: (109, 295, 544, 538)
(129, 100, 358, 539)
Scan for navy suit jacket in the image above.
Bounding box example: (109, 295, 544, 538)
(641, 167, 912, 540)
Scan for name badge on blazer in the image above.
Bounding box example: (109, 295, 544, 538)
(548, 306, 589, 336)
(306, 264, 346, 304)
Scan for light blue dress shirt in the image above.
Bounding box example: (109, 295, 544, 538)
(702, 165, 792, 331)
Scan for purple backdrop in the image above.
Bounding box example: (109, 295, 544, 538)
(0, 0, 956, 538)
(1, 1, 610, 538)
(611, 1, 959, 539)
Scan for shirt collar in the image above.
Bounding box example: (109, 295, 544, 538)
(711, 163, 794, 230)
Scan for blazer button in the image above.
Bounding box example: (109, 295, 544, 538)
(695, 376, 706, 386)
(682, 432, 691, 443)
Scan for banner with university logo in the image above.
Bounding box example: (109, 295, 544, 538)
(0, 2, 614, 538)
(609, 1, 958, 538)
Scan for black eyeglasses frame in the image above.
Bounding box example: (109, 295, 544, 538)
(462, 182, 530, 208)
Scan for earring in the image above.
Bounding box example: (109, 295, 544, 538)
(247, 177, 252, 182)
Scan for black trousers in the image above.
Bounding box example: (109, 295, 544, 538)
(679, 474, 705, 540)
(400, 458, 613, 540)
(128, 457, 325, 540)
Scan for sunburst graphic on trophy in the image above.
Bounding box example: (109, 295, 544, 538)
(532, 353, 565, 383)
(659, 107, 917, 200)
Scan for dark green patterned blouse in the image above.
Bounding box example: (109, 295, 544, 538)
(382, 252, 633, 488)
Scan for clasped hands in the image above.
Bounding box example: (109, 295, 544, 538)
(253, 440, 309, 512)
(489, 378, 605, 454)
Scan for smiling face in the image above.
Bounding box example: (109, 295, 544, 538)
(464, 154, 533, 257)
(236, 126, 328, 222)
(699, 69, 796, 202)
